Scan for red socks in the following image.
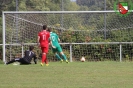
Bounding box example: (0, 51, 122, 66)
(42, 53, 46, 63)
(42, 53, 48, 64)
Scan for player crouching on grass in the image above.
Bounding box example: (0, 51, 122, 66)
(6, 46, 37, 65)
(47, 28, 69, 63)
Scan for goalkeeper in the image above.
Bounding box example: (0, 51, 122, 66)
(6, 46, 37, 65)
(47, 28, 69, 63)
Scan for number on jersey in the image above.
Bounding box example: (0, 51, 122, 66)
(42, 35, 46, 40)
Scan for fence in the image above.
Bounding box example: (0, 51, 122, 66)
(2, 42, 133, 62)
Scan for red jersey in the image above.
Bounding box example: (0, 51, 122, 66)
(38, 30, 50, 47)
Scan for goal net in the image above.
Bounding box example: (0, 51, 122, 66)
(2, 11, 133, 62)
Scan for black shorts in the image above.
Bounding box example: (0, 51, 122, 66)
(15, 58, 31, 65)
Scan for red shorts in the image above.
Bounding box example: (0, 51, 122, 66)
(41, 47, 49, 53)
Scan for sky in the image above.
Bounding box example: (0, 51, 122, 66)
(71, 0, 76, 2)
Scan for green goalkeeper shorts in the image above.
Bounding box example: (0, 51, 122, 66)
(52, 45, 62, 53)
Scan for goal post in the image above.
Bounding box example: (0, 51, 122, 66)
(2, 12, 6, 62)
(2, 10, 133, 63)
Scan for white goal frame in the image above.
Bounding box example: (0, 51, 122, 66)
(2, 10, 133, 63)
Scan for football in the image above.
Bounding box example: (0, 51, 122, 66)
(80, 56, 85, 62)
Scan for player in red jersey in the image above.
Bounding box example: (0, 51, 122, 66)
(37, 25, 50, 66)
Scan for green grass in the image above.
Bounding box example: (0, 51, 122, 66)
(0, 61, 133, 88)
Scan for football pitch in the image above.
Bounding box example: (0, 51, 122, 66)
(0, 61, 133, 88)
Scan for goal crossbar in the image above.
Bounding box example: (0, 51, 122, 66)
(3, 10, 133, 14)
(3, 10, 118, 14)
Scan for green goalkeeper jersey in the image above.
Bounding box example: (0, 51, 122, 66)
(50, 32, 60, 47)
